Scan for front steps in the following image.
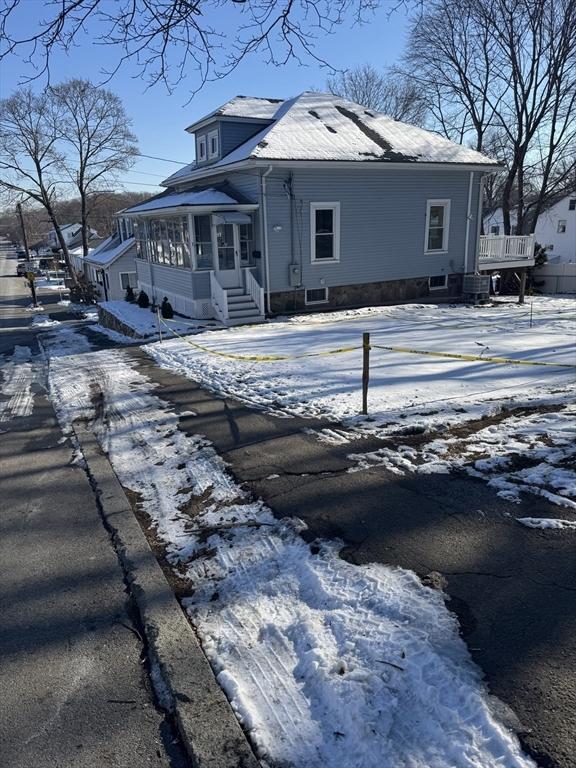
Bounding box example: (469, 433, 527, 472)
(224, 286, 265, 325)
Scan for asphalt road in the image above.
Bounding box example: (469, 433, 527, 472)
(125, 336, 576, 768)
(0, 253, 188, 768)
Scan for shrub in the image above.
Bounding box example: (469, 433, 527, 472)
(137, 290, 150, 308)
(161, 296, 174, 319)
(125, 285, 135, 303)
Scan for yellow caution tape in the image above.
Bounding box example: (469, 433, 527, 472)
(158, 316, 359, 362)
(157, 316, 574, 369)
(372, 344, 576, 369)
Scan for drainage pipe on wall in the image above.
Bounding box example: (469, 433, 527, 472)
(260, 165, 273, 314)
(463, 171, 474, 275)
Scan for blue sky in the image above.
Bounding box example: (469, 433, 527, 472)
(1, 2, 410, 193)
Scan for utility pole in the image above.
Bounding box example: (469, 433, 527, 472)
(16, 202, 31, 260)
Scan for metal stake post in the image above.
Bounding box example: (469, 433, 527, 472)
(362, 332, 370, 415)
(157, 308, 163, 343)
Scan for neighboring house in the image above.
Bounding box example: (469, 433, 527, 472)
(122, 91, 511, 325)
(47, 223, 99, 252)
(75, 215, 138, 301)
(483, 193, 576, 293)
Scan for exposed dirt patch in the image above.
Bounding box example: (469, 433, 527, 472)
(123, 486, 195, 600)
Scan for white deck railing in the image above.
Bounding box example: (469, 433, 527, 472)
(243, 268, 265, 316)
(209, 271, 228, 322)
(478, 234, 535, 263)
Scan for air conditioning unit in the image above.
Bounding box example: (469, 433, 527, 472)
(463, 274, 490, 304)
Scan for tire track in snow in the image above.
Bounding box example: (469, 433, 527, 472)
(42, 326, 536, 768)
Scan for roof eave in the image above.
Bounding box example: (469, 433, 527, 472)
(163, 157, 502, 186)
(125, 203, 258, 218)
(185, 115, 275, 134)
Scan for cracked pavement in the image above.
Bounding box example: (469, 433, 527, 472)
(116, 342, 576, 768)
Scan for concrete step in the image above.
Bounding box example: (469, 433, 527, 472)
(227, 315, 265, 326)
(228, 301, 258, 312)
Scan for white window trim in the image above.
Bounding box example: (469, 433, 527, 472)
(305, 287, 329, 305)
(429, 274, 448, 291)
(310, 202, 340, 263)
(425, 199, 451, 254)
(197, 135, 207, 162)
(208, 129, 219, 159)
(119, 271, 137, 290)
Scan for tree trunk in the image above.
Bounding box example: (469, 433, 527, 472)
(45, 201, 78, 285)
(81, 192, 89, 258)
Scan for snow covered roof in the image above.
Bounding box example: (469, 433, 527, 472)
(86, 236, 135, 266)
(185, 96, 284, 132)
(165, 92, 499, 186)
(123, 187, 253, 214)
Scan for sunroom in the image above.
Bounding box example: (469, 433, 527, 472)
(124, 187, 264, 325)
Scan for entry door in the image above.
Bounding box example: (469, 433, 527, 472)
(215, 222, 241, 288)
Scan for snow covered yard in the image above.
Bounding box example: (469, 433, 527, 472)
(148, 297, 576, 512)
(99, 300, 220, 338)
(38, 324, 535, 768)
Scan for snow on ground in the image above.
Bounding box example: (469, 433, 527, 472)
(0, 345, 36, 422)
(350, 403, 576, 510)
(41, 324, 534, 768)
(31, 314, 61, 328)
(517, 517, 576, 530)
(99, 300, 220, 338)
(150, 298, 575, 426)
(148, 298, 575, 507)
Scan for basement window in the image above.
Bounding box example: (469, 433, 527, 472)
(558, 220, 567, 233)
(429, 275, 448, 290)
(305, 287, 329, 305)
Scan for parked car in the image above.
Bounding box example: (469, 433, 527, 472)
(17, 261, 42, 277)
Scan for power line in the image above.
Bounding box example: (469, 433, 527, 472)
(135, 152, 189, 165)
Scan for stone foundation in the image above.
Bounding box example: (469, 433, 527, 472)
(97, 305, 149, 338)
(269, 274, 463, 314)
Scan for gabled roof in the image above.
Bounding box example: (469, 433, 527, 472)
(85, 235, 135, 266)
(164, 92, 500, 186)
(185, 95, 284, 133)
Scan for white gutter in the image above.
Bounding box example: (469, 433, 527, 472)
(260, 165, 273, 313)
(464, 171, 474, 274)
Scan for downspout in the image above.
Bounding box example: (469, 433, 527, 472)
(260, 165, 273, 313)
(463, 171, 474, 275)
(475, 174, 485, 274)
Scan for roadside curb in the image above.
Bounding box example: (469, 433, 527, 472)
(74, 423, 260, 768)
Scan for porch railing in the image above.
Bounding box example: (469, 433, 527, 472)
(243, 268, 265, 316)
(478, 234, 536, 263)
(209, 271, 228, 322)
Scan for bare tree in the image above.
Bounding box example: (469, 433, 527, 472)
(0, 88, 76, 277)
(403, 0, 576, 234)
(326, 63, 428, 124)
(51, 80, 138, 256)
(0, 1, 381, 96)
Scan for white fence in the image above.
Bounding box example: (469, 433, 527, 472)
(535, 261, 576, 294)
(478, 234, 535, 264)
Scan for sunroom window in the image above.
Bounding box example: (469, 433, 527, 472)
(311, 202, 340, 262)
(425, 200, 450, 252)
(194, 215, 213, 269)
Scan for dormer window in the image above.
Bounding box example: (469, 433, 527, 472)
(197, 135, 206, 162)
(208, 129, 219, 159)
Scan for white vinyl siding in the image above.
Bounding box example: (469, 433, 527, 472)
(310, 202, 340, 263)
(425, 199, 451, 253)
